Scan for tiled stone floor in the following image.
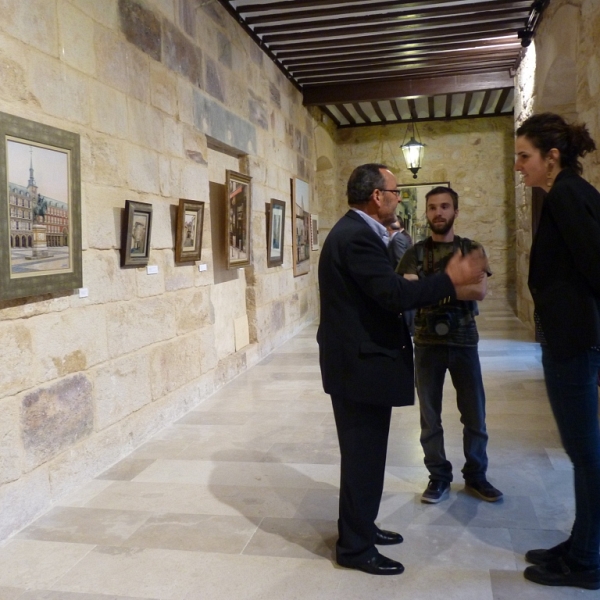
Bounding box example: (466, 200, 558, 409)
(0, 298, 594, 599)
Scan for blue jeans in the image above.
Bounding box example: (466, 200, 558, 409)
(415, 345, 489, 483)
(542, 346, 600, 568)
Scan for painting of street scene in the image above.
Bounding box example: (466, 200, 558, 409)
(7, 138, 71, 278)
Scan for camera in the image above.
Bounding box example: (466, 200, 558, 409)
(426, 311, 458, 336)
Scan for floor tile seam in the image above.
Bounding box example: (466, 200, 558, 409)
(36, 541, 99, 593)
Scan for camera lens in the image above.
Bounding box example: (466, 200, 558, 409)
(434, 321, 451, 336)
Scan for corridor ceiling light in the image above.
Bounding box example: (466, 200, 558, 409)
(400, 122, 425, 180)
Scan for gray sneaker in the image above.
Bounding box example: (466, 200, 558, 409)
(421, 480, 450, 504)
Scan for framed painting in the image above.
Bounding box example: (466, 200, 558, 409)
(226, 170, 251, 269)
(267, 198, 285, 267)
(0, 112, 81, 301)
(292, 177, 310, 276)
(175, 199, 205, 263)
(397, 181, 449, 242)
(310, 213, 319, 251)
(121, 200, 153, 267)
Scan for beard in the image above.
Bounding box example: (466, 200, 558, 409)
(427, 213, 456, 235)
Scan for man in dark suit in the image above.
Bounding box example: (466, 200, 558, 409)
(317, 163, 487, 575)
(387, 216, 413, 268)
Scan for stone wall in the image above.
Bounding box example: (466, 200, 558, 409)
(334, 117, 516, 299)
(514, 0, 600, 326)
(0, 0, 324, 541)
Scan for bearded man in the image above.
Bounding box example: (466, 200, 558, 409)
(397, 186, 503, 504)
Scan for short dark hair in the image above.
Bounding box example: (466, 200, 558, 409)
(397, 216, 405, 228)
(516, 112, 596, 174)
(425, 186, 459, 210)
(347, 163, 388, 205)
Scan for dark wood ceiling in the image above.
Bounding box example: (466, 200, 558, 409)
(217, 0, 546, 128)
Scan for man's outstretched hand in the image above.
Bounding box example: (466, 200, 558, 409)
(445, 249, 486, 289)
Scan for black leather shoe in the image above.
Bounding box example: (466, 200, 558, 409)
(524, 557, 600, 590)
(526, 540, 570, 565)
(338, 553, 405, 576)
(375, 528, 403, 545)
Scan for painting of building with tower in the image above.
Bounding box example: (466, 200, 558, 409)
(7, 140, 71, 276)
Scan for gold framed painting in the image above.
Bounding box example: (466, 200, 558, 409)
(0, 111, 82, 301)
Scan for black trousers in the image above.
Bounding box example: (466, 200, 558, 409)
(331, 394, 392, 564)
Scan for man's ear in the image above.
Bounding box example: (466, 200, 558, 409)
(370, 189, 382, 207)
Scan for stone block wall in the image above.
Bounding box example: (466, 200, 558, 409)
(0, 0, 323, 541)
(334, 117, 516, 299)
(514, 0, 600, 327)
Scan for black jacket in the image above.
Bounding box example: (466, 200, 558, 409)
(317, 210, 455, 406)
(529, 169, 600, 360)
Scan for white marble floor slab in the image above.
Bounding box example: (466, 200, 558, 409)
(1, 298, 590, 599)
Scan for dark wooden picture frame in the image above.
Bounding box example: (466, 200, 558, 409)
(175, 199, 205, 263)
(292, 177, 310, 277)
(226, 170, 251, 269)
(310, 213, 319, 251)
(121, 200, 153, 268)
(267, 198, 285, 267)
(0, 111, 82, 301)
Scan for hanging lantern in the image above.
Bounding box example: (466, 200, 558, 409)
(401, 122, 425, 179)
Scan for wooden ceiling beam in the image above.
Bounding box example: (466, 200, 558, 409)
(260, 16, 525, 44)
(303, 71, 514, 105)
(353, 103, 372, 124)
(241, 0, 530, 20)
(336, 104, 356, 126)
(281, 38, 520, 66)
(252, 4, 529, 35)
(445, 94, 453, 118)
(296, 60, 516, 85)
(462, 91, 473, 116)
(495, 88, 512, 113)
(371, 102, 387, 122)
(268, 24, 520, 53)
(480, 89, 493, 114)
(407, 99, 418, 120)
(288, 49, 518, 75)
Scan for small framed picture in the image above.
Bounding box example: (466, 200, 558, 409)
(226, 170, 252, 269)
(120, 200, 153, 268)
(0, 111, 82, 301)
(310, 213, 319, 251)
(175, 199, 205, 263)
(267, 198, 285, 267)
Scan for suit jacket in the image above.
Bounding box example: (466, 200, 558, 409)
(317, 210, 455, 406)
(388, 230, 413, 268)
(529, 169, 600, 360)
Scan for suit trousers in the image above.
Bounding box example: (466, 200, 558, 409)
(331, 394, 392, 565)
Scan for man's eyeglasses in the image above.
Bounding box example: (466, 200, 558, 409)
(378, 189, 400, 197)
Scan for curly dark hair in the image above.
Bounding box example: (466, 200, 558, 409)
(347, 163, 388, 205)
(516, 113, 596, 174)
